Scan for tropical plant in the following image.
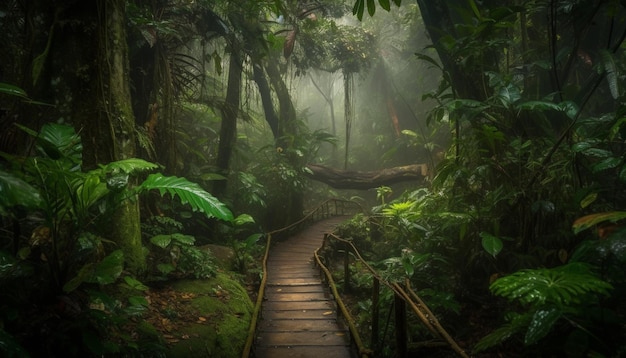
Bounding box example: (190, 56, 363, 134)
(230, 232, 264, 275)
(149, 233, 217, 279)
(0, 122, 234, 356)
(475, 262, 614, 354)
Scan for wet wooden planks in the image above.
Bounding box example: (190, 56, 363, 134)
(254, 217, 352, 358)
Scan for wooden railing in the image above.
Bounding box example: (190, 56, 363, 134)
(241, 198, 363, 358)
(314, 231, 470, 358)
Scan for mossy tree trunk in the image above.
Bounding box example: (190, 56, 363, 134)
(66, 1, 145, 273)
(98, 0, 144, 273)
(2, 1, 145, 273)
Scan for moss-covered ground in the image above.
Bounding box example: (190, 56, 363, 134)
(143, 272, 253, 357)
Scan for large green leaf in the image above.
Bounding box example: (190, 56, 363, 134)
(490, 263, 613, 307)
(415, 53, 443, 70)
(480, 232, 503, 258)
(582, 148, 613, 158)
(170, 233, 195, 246)
(592, 157, 622, 173)
(63, 251, 124, 292)
(233, 213, 256, 226)
(139, 173, 233, 221)
(572, 211, 626, 234)
(89, 250, 124, 285)
(101, 158, 160, 175)
(73, 174, 109, 214)
(378, 0, 390, 11)
(15, 123, 81, 161)
(497, 83, 521, 107)
(524, 308, 561, 345)
(353, 0, 365, 20)
(367, 0, 376, 16)
(150, 235, 172, 249)
(0, 83, 50, 105)
(559, 101, 579, 119)
(39, 123, 81, 157)
(0, 82, 28, 98)
(0, 169, 42, 214)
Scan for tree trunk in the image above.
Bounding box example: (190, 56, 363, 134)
(5, 0, 145, 273)
(71, 0, 145, 273)
(264, 58, 304, 228)
(100, 0, 144, 273)
(415, 0, 486, 100)
(213, 45, 243, 199)
(306, 163, 428, 190)
(252, 62, 279, 138)
(265, 60, 297, 139)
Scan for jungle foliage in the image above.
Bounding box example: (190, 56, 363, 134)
(1, 0, 626, 357)
(331, 0, 626, 356)
(0, 118, 237, 356)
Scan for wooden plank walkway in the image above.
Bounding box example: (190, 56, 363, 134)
(254, 217, 353, 358)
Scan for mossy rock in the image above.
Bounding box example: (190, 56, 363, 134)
(165, 272, 253, 357)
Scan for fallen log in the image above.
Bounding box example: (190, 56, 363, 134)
(305, 163, 428, 190)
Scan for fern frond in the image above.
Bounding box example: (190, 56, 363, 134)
(139, 173, 233, 221)
(490, 263, 613, 307)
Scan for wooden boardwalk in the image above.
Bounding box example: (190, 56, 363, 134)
(254, 217, 353, 358)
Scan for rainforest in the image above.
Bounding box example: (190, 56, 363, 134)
(0, 0, 625, 357)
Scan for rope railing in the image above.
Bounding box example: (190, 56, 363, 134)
(241, 198, 363, 358)
(317, 232, 470, 358)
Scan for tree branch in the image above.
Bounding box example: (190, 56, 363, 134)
(305, 163, 428, 190)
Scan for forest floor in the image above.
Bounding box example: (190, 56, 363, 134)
(135, 271, 254, 357)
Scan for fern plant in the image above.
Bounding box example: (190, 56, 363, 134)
(475, 263, 613, 353)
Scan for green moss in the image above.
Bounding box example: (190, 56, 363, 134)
(166, 273, 253, 358)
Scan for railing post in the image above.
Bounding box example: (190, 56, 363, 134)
(394, 293, 407, 358)
(343, 243, 351, 292)
(371, 278, 380, 352)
